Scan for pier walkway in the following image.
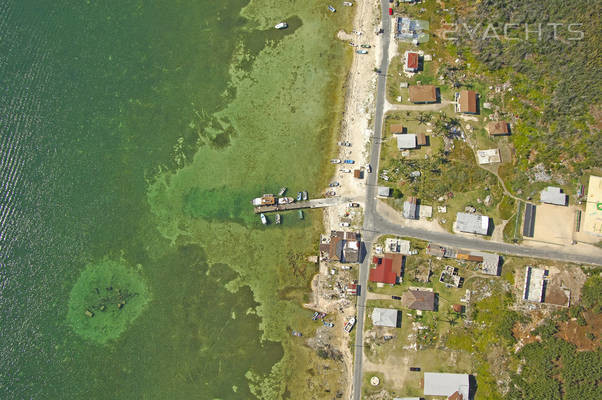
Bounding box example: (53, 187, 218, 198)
(253, 197, 346, 214)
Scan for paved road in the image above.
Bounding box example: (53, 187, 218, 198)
(370, 213, 602, 266)
(351, 1, 391, 399)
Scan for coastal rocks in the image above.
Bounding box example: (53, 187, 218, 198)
(67, 259, 150, 344)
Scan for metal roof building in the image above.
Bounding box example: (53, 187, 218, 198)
(423, 372, 470, 399)
(403, 197, 418, 219)
(540, 186, 567, 206)
(371, 308, 400, 328)
(377, 186, 391, 197)
(397, 134, 417, 149)
(470, 251, 501, 276)
(523, 266, 547, 302)
(454, 212, 489, 235)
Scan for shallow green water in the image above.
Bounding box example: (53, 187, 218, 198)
(0, 0, 350, 398)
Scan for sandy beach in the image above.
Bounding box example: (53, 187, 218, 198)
(306, 0, 395, 395)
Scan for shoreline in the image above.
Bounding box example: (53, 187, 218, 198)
(307, 0, 391, 395)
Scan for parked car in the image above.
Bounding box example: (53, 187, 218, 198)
(391, 295, 401, 300)
(366, 164, 372, 173)
(388, 8, 393, 15)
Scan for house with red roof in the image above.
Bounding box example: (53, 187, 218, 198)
(369, 253, 404, 285)
(404, 51, 420, 72)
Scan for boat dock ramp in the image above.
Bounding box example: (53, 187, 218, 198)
(254, 197, 344, 214)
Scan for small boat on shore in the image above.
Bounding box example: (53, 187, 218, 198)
(330, 158, 342, 164)
(343, 1, 353, 6)
(292, 330, 302, 337)
(356, 50, 368, 54)
(296, 192, 302, 201)
(278, 187, 287, 196)
(275, 22, 288, 30)
(344, 317, 356, 333)
(278, 196, 294, 205)
(360, 44, 371, 48)
(302, 191, 308, 201)
(275, 214, 281, 224)
(260, 213, 268, 225)
(298, 210, 304, 219)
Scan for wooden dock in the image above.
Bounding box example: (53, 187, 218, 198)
(254, 198, 344, 214)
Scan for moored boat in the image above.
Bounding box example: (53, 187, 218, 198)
(328, 5, 336, 12)
(260, 213, 268, 225)
(296, 191, 302, 201)
(298, 210, 304, 219)
(278, 187, 287, 196)
(275, 214, 281, 224)
(302, 191, 308, 201)
(275, 22, 288, 29)
(278, 196, 294, 205)
(252, 194, 276, 206)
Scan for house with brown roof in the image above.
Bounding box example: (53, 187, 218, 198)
(319, 231, 361, 263)
(416, 132, 427, 146)
(402, 290, 436, 310)
(409, 85, 437, 103)
(390, 124, 405, 134)
(456, 90, 478, 114)
(487, 121, 510, 136)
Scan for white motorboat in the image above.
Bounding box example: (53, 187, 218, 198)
(275, 22, 288, 29)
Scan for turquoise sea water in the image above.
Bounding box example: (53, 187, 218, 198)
(1, 0, 349, 398)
